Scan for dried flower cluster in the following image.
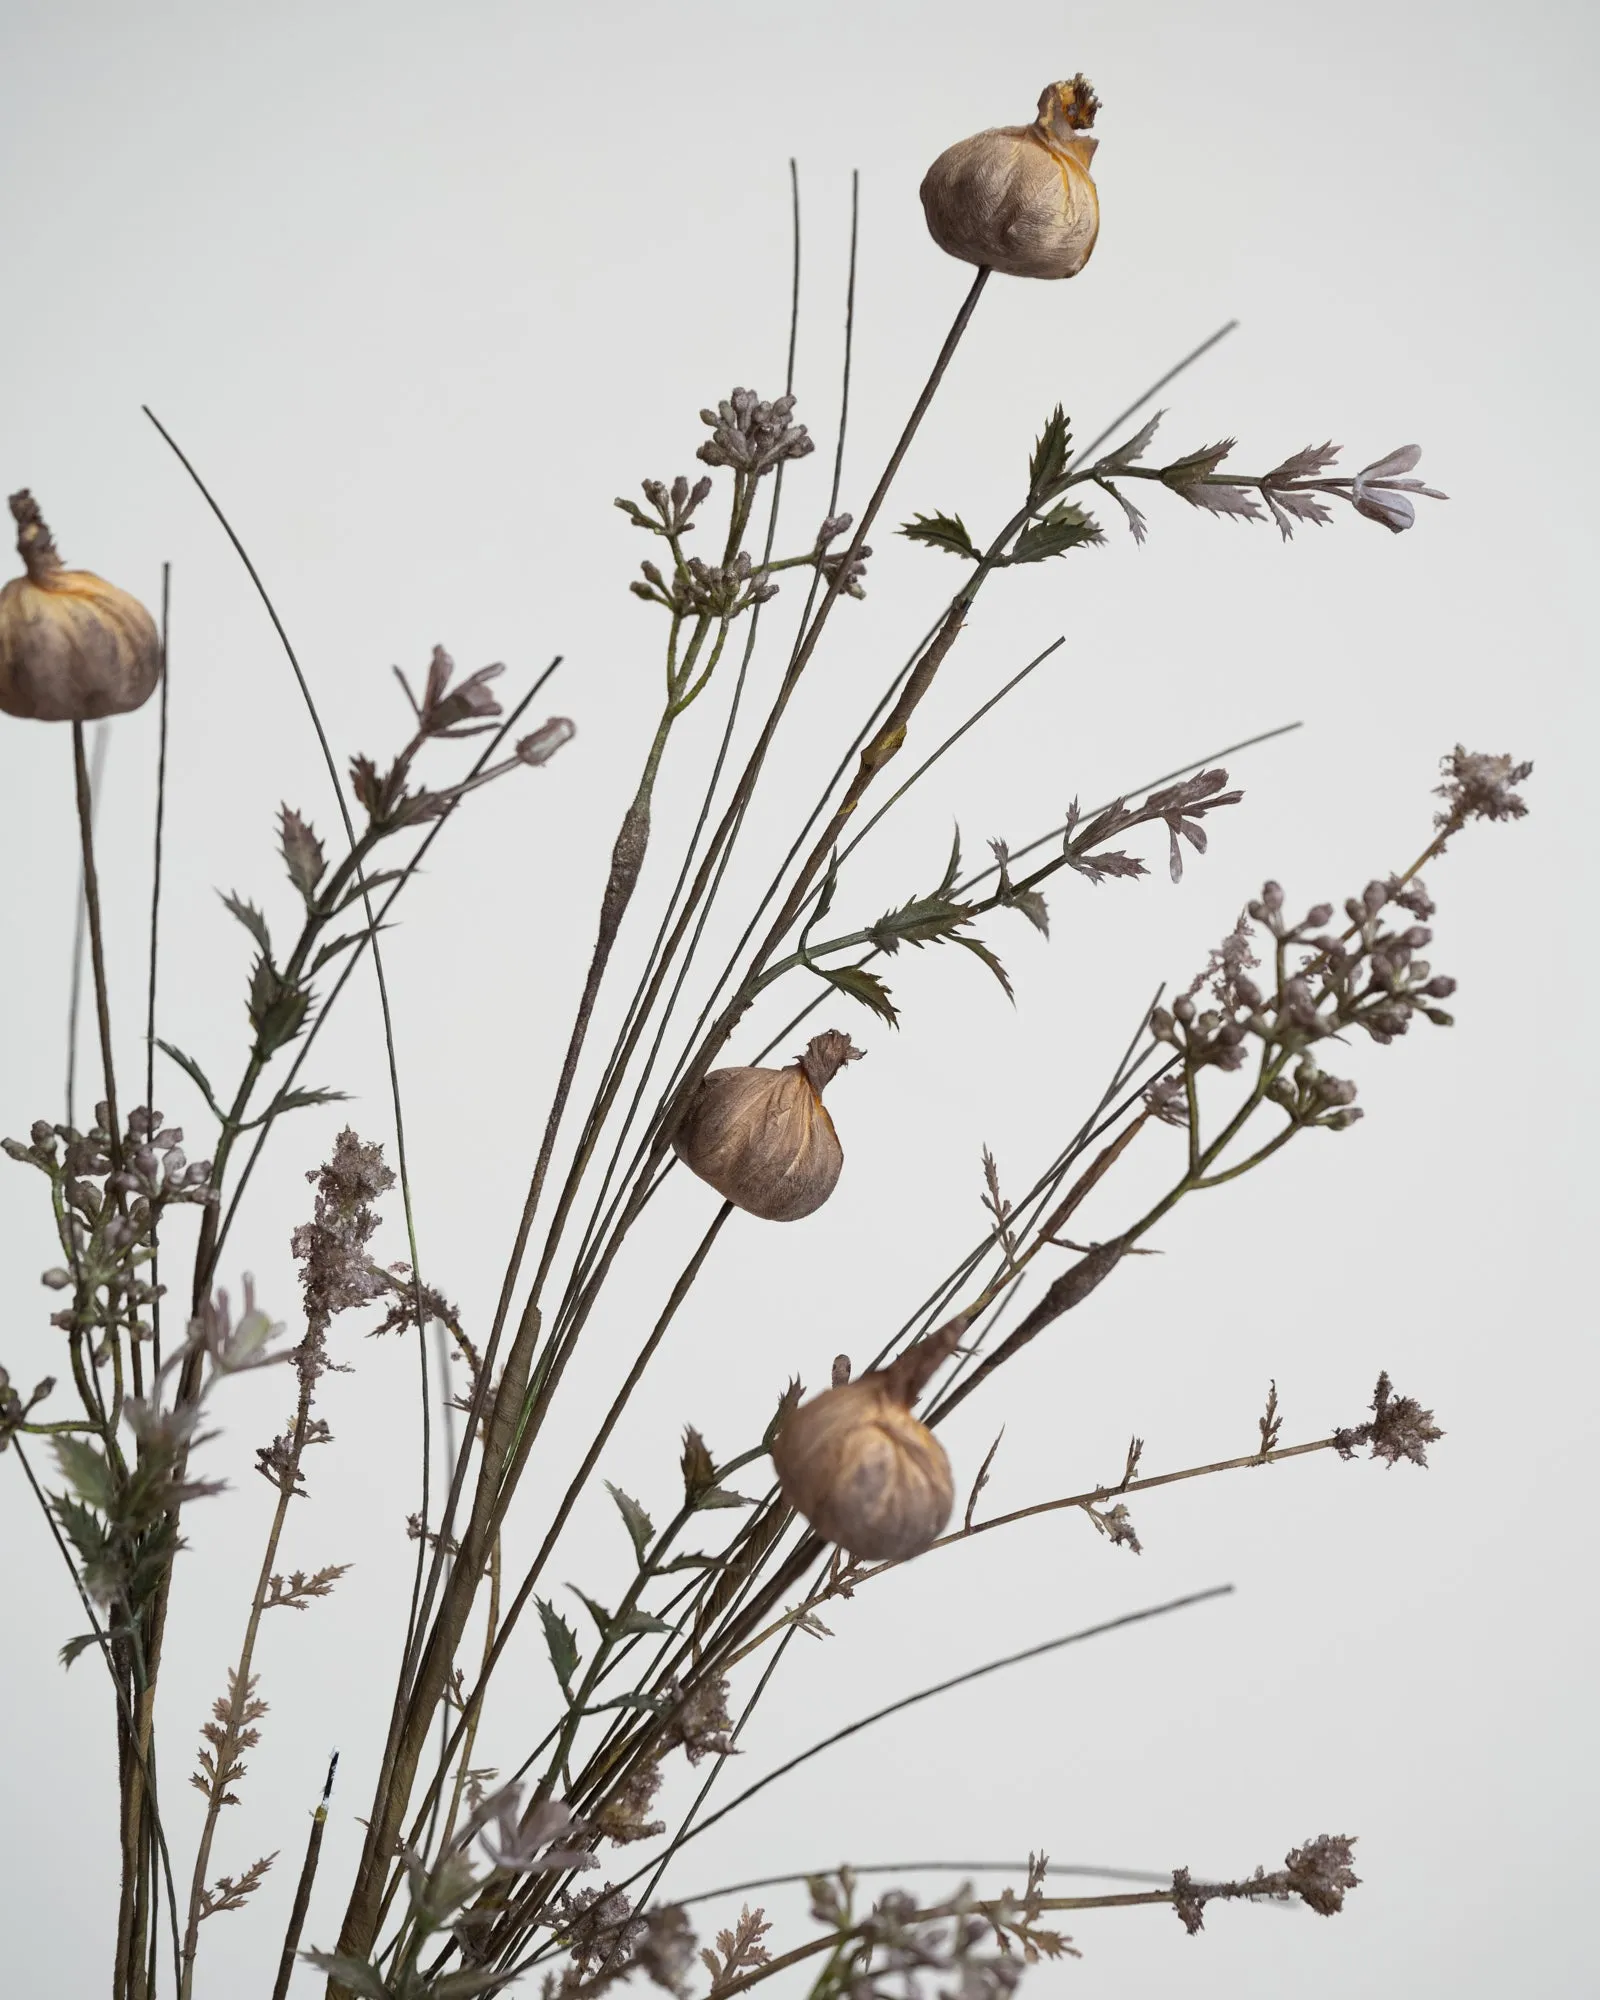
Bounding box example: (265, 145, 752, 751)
(0, 63, 1530, 2000)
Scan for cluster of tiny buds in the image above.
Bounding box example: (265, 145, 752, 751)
(5, 1104, 212, 1211)
(1149, 875, 1459, 1120)
(811, 511, 872, 595)
(631, 550, 779, 619)
(696, 387, 814, 476)
(614, 474, 715, 539)
(1266, 1057, 1363, 1130)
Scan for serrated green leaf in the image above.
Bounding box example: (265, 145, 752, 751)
(681, 1426, 716, 1503)
(155, 1040, 225, 1120)
(59, 1631, 99, 1670)
(817, 963, 900, 1028)
(54, 1492, 109, 1570)
(1009, 888, 1050, 937)
(659, 1552, 716, 1572)
(696, 1485, 756, 1510)
(956, 934, 1015, 1002)
(258, 1085, 350, 1122)
(331, 869, 407, 915)
(52, 1435, 115, 1511)
(899, 512, 980, 560)
(309, 927, 387, 977)
(937, 825, 963, 900)
(867, 890, 972, 956)
(1160, 438, 1236, 486)
(535, 1596, 580, 1694)
(220, 891, 273, 959)
(605, 1482, 655, 1565)
(250, 968, 311, 1058)
(300, 1953, 390, 2000)
(617, 1609, 673, 1635)
(569, 1587, 614, 1639)
(1029, 404, 1072, 497)
(1010, 503, 1104, 565)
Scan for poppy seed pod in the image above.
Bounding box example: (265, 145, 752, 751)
(0, 490, 161, 722)
(771, 1329, 959, 1560)
(672, 1031, 862, 1222)
(920, 74, 1102, 281)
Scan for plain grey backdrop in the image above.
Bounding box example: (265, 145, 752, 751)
(1, 2, 1594, 1994)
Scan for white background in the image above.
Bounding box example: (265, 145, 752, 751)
(1, 3, 1593, 1994)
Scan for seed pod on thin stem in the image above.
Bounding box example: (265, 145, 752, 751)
(920, 74, 1102, 281)
(671, 1030, 863, 1222)
(0, 490, 160, 722)
(771, 1325, 962, 1561)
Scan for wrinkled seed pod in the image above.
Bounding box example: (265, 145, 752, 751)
(771, 1371, 954, 1561)
(920, 74, 1102, 281)
(0, 490, 161, 722)
(672, 1030, 862, 1222)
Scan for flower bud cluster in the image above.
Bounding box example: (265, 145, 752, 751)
(3, 1104, 211, 1335)
(614, 474, 715, 539)
(1150, 875, 1461, 1129)
(696, 388, 813, 477)
(631, 549, 779, 620)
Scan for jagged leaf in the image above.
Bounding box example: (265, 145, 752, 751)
(156, 1040, 225, 1120)
(1010, 503, 1103, 564)
(279, 808, 327, 902)
(1160, 438, 1236, 486)
(59, 1632, 99, 1670)
(766, 1376, 803, 1446)
(220, 892, 272, 959)
(817, 963, 899, 1028)
(681, 1427, 716, 1503)
(1096, 478, 1149, 545)
(605, 1483, 655, 1565)
(696, 1485, 756, 1510)
(956, 934, 1015, 1002)
(535, 1596, 580, 1694)
(936, 824, 962, 899)
(1175, 481, 1265, 523)
(301, 1955, 390, 2000)
(52, 1436, 115, 1511)
(1029, 404, 1072, 496)
(260, 1085, 349, 1120)
(1101, 409, 1164, 469)
(867, 889, 971, 956)
(309, 927, 388, 977)
(899, 512, 980, 561)
(331, 869, 407, 915)
(617, 1609, 673, 1635)
(570, 1588, 618, 1638)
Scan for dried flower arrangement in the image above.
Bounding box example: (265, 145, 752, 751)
(0, 71, 1531, 2000)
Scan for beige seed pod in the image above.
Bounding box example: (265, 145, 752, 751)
(771, 1330, 958, 1561)
(0, 490, 160, 722)
(920, 74, 1102, 282)
(672, 1030, 862, 1222)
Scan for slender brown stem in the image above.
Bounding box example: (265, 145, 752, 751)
(71, 723, 121, 1160)
(179, 1362, 317, 1998)
(271, 1752, 339, 2000)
